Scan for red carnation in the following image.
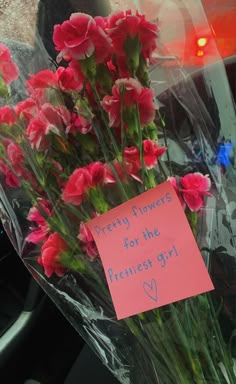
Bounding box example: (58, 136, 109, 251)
(180, 173, 212, 212)
(38, 233, 67, 278)
(53, 13, 111, 63)
(102, 78, 156, 128)
(0, 44, 19, 84)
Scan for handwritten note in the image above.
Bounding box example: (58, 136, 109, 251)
(87, 181, 214, 319)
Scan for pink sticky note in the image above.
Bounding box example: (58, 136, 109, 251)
(87, 181, 214, 319)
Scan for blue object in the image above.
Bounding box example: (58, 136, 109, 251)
(216, 140, 233, 167)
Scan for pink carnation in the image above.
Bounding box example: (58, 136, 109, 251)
(0, 140, 38, 189)
(78, 222, 98, 259)
(26, 200, 51, 244)
(168, 177, 185, 209)
(124, 146, 141, 174)
(102, 78, 156, 127)
(38, 233, 67, 278)
(0, 106, 16, 126)
(107, 10, 158, 60)
(143, 139, 166, 169)
(7, 142, 24, 175)
(87, 162, 115, 187)
(53, 13, 111, 63)
(26, 103, 71, 150)
(0, 160, 20, 188)
(29, 88, 47, 106)
(56, 66, 83, 92)
(62, 162, 115, 206)
(180, 173, 212, 212)
(15, 98, 39, 121)
(26, 69, 58, 92)
(94, 16, 108, 30)
(105, 158, 141, 183)
(68, 113, 92, 134)
(62, 167, 91, 205)
(124, 140, 166, 175)
(0, 140, 24, 188)
(105, 160, 130, 183)
(0, 44, 19, 84)
(26, 67, 83, 93)
(69, 60, 85, 83)
(26, 117, 49, 151)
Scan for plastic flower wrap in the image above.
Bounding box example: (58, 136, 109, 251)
(0, 3, 236, 384)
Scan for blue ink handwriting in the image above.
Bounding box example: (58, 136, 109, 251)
(132, 192, 172, 218)
(143, 278, 158, 302)
(94, 216, 130, 236)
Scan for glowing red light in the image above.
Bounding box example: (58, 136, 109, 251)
(197, 37, 208, 47)
(196, 49, 204, 57)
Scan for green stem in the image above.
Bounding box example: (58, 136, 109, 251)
(134, 103, 146, 190)
(81, 90, 130, 202)
(125, 317, 176, 384)
(88, 188, 109, 214)
(154, 309, 193, 383)
(145, 169, 157, 189)
(158, 160, 168, 180)
(158, 110, 172, 176)
(108, 162, 130, 202)
(188, 296, 232, 383)
(169, 303, 208, 383)
(208, 294, 236, 383)
(91, 83, 121, 160)
(89, 118, 110, 162)
(120, 89, 126, 155)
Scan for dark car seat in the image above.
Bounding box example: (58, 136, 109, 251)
(65, 345, 119, 384)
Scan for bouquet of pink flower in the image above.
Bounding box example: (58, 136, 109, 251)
(0, 7, 235, 384)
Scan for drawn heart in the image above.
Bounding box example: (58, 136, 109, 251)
(143, 278, 158, 302)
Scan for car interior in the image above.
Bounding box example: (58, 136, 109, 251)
(0, 1, 235, 383)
